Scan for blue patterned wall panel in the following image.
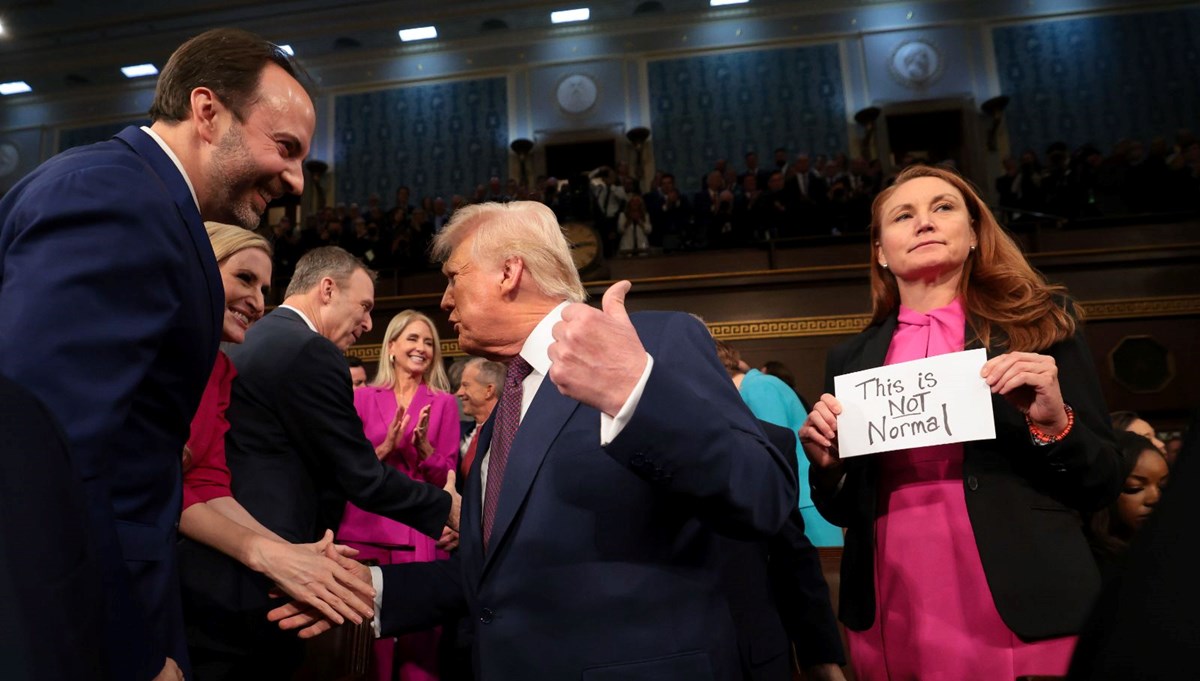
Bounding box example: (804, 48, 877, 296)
(994, 8, 1200, 156)
(58, 119, 148, 152)
(334, 78, 508, 205)
(647, 44, 848, 191)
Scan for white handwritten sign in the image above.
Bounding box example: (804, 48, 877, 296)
(833, 348, 995, 458)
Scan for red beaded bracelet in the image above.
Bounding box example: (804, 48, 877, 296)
(1027, 403, 1075, 445)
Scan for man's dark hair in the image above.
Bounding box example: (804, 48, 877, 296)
(149, 28, 307, 123)
(346, 356, 364, 368)
(285, 246, 375, 299)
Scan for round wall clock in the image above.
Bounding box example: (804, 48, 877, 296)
(555, 74, 598, 115)
(562, 222, 601, 271)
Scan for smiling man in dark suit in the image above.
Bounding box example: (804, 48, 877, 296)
(271, 201, 796, 680)
(185, 245, 459, 677)
(0, 28, 314, 681)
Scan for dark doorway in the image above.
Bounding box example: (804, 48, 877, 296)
(545, 139, 616, 183)
(886, 109, 965, 169)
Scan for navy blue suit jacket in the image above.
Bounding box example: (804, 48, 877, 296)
(0, 127, 223, 680)
(717, 420, 844, 680)
(378, 311, 796, 680)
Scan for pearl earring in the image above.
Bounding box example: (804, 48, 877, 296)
(389, 354, 395, 364)
(880, 262, 889, 269)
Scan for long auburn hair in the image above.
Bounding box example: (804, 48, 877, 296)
(868, 165, 1076, 352)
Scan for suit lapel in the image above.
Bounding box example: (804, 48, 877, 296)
(117, 126, 223, 355)
(480, 380, 580, 577)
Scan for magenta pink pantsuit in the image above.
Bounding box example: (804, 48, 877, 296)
(339, 384, 459, 681)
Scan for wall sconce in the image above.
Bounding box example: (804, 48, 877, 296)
(981, 95, 1010, 152)
(853, 107, 881, 160)
(625, 126, 651, 181)
(510, 138, 534, 188)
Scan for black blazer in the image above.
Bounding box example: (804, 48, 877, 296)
(813, 313, 1122, 639)
(718, 420, 846, 680)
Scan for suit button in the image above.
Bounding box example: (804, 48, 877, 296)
(967, 475, 979, 491)
(479, 608, 494, 624)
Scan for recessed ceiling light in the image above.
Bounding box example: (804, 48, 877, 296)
(710, 0, 749, 5)
(0, 80, 32, 95)
(277, 44, 294, 56)
(0, 19, 6, 36)
(398, 26, 438, 42)
(551, 8, 590, 24)
(120, 63, 159, 78)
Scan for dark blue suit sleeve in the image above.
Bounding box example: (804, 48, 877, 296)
(0, 162, 187, 679)
(603, 313, 797, 539)
(378, 557, 468, 635)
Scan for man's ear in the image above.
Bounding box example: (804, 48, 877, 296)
(319, 276, 337, 304)
(190, 87, 222, 145)
(498, 255, 524, 298)
(484, 384, 496, 401)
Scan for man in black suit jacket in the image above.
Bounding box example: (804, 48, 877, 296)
(271, 202, 795, 679)
(717, 419, 846, 681)
(181, 246, 459, 677)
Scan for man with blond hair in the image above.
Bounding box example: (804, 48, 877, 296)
(272, 201, 796, 680)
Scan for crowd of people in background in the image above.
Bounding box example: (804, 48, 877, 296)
(263, 127, 1200, 291)
(996, 129, 1200, 222)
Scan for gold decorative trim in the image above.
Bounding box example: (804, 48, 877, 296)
(348, 295, 1200, 359)
(708, 314, 873, 340)
(1081, 295, 1200, 321)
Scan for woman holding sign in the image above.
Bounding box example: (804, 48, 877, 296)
(799, 165, 1122, 681)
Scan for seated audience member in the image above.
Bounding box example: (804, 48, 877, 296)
(455, 357, 504, 480)
(340, 310, 460, 681)
(1110, 410, 1165, 452)
(180, 224, 375, 677)
(716, 340, 843, 548)
(734, 173, 765, 240)
(760, 171, 792, 239)
(643, 172, 691, 250)
(347, 355, 368, 390)
(801, 165, 1122, 680)
(591, 166, 627, 257)
(1087, 432, 1169, 581)
(618, 194, 652, 255)
(191, 247, 458, 677)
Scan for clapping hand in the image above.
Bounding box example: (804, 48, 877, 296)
(411, 404, 433, 460)
(376, 404, 410, 460)
(256, 530, 375, 628)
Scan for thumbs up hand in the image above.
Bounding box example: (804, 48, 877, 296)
(549, 280, 648, 416)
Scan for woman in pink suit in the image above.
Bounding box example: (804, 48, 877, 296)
(339, 309, 459, 681)
(800, 166, 1123, 681)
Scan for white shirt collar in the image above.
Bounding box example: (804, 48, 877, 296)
(517, 301, 568, 377)
(278, 304, 319, 333)
(140, 126, 200, 213)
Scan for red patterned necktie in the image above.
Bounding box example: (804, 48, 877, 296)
(482, 355, 534, 550)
